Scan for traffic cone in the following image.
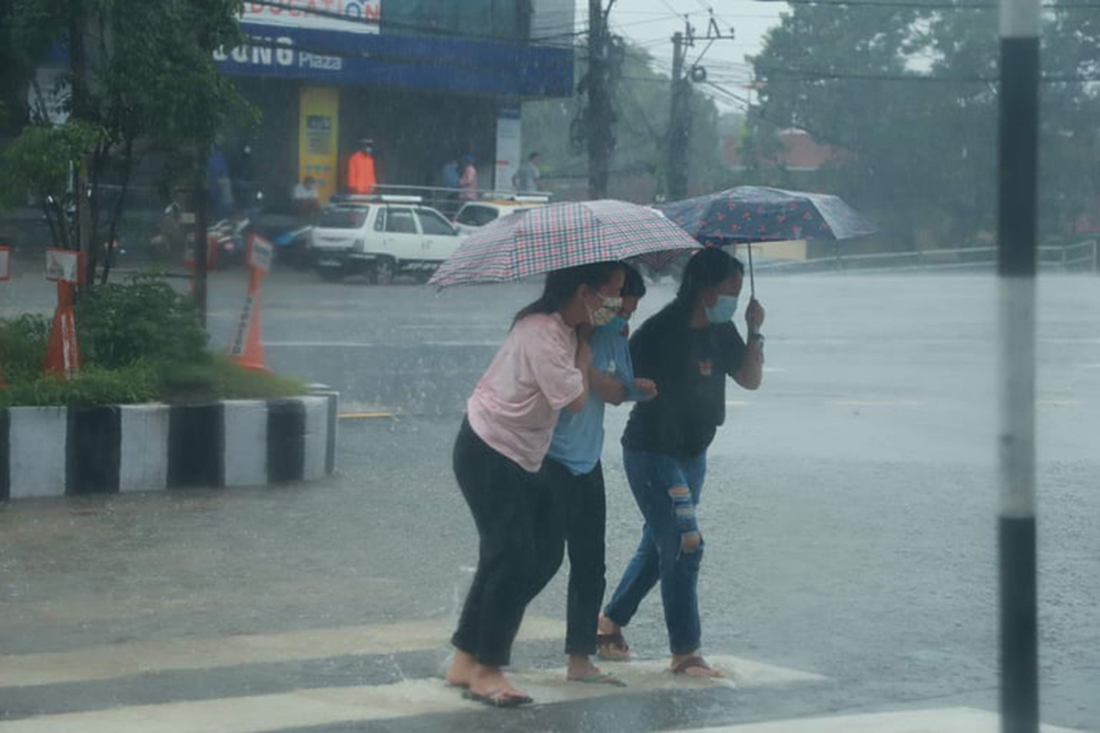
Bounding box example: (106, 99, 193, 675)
(228, 267, 267, 372)
(43, 282, 80, 378)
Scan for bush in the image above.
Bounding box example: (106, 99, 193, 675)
(75, 276, 208, 369)
(0, 363, 158, 407)
(0, 315, 51, 382)
(0, 277, 306, 406)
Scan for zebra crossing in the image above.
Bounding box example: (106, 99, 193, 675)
(0, 616, 1082, 733)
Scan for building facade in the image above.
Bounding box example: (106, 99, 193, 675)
(216, 0, 575, 208)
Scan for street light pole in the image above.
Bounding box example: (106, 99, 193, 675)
(997, 0, 1041, 729)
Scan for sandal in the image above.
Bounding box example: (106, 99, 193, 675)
(462, 688, 534, 708)
(671, 655, 723, 678)
(569, 671, 627, 687)
(596, 630, 632, 661)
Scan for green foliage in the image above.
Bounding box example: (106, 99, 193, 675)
(0, 364, 158, 407)
(751, 1, 1100, 247)
(1, 0, 257, 276)
(159, 356, 308, 403)
(0, 121, 108, 212)
(522, 40, 727, 201)
(0, 278, 305, 406)
(0, 314, 51, 382)
(75, 275, 209, 369)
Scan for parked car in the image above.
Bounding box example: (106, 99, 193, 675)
(452, 195, 550, 235)
(308, 196, 461, 283)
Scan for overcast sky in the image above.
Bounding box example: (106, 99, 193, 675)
(574, 0, 787, 110)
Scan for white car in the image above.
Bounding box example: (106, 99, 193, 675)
(308, 197, 462, 283)
(452, 195, 550, 235)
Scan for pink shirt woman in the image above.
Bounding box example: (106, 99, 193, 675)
(446, 261, 626, 708)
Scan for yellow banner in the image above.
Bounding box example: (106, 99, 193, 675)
(298, 87, 340, 204)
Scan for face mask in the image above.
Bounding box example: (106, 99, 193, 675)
(588, 296, 622, 327)
(599, 314, 629, 333)
(705, 294, 739, 324)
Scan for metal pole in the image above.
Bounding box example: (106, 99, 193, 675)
(666, 31, 689, 201)
(587, 0, 612, 200)
(194, 180, 209, 328)
(997, 0, 1040, 730)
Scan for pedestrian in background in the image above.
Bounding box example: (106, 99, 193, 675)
(512, 152, 542, 193)
(346, 138, 377, 195)
(544, 264, 655, 687)
(445, 261, 627, 708)
(459, 154, 478, 201)
(441, 157, 461, 215)
(597, 247, 765, 678)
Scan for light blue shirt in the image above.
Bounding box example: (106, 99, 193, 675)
(548, 326, 642, 476)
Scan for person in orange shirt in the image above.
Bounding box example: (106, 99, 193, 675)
(346, 138, 377, 195)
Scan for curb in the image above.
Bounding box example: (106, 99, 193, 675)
(0, 390, 339, 501)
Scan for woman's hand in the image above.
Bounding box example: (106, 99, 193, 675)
(632, 377, 658, 401)
(576, 338, 593, 371)
(745, 298, 765, 333)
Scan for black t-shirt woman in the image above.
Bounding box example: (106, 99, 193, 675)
(597, 247, 765, 677)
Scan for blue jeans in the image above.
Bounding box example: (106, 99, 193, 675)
(603, 448, 707, 655)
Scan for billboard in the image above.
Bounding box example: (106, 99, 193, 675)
(240, 0, 380, 35)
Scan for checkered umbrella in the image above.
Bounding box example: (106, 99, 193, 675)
(429, 199, 702, 287)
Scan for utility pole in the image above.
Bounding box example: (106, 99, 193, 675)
(586, 0, 616, 199)
(666, 28, 691, 201)
(666, 12, 734, 201)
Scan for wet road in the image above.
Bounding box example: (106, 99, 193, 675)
(0, 269, 1097, 732)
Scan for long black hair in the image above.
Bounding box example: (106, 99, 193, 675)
(513, 261, 624, 325)
(675, 247, 744, 308)
(621, 263, 646, 299)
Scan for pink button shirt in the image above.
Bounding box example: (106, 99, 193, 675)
(467, 312, 585, 473)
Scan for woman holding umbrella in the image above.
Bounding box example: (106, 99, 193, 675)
(597, 247, 764, 678)
(445, 261, 626, 707)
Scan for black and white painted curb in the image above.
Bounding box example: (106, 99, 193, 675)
(0, 392, 338, 501)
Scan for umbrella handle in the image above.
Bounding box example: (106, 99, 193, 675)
(746, 242, 758, 336)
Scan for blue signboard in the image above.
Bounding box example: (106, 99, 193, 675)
(215, 25, 573, 98)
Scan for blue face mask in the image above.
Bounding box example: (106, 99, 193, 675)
(705, 295, 739, 324)
(599, 314, 629, 333)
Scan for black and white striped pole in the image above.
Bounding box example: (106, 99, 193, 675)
(997, 0, 1040, 729)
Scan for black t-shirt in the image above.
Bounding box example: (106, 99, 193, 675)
(621, 303, 747, 459)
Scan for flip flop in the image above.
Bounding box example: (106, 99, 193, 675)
(462, 688, 534, 708)
(596, 630, 631, 661)
(569, 671, 627, 687)
(671, 656, 723, 678)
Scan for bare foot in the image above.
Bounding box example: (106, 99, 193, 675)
(597, 614, 620, 635)
(671, 653, 723, 678)
(445, 649, 478, 688)
(566, 654, 601, 680)
(468, 664, 531, 703)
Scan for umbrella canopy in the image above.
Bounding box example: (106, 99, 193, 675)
(658, 186, 878, 245)
(429, 199, 702, 287)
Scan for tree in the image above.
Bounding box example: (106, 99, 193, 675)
(526, 39, 726, 202)
(751, 1, 1100, 249)
(0, 0, 254, 282)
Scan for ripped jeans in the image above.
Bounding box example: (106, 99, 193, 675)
(603, 448, 707, 655)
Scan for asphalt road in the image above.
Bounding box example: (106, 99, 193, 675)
(0, 268, 1096, 732)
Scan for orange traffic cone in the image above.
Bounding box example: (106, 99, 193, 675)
(228, 267, 267, 372)
(43, 282, 80, 378)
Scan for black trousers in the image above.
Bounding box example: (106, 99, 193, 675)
(545, 458, 608, 657)
(451, 418, 566, 666)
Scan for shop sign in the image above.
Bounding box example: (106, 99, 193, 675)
(240, 0, 380, 35)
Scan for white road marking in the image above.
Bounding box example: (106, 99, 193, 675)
(674, 706, 1081, 732)
(0, 654, 826, 733)
(830, 400, 925, 407)
(0, 617, 564, 688)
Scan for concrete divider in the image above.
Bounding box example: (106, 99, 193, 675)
(0, 391, 338, 501)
